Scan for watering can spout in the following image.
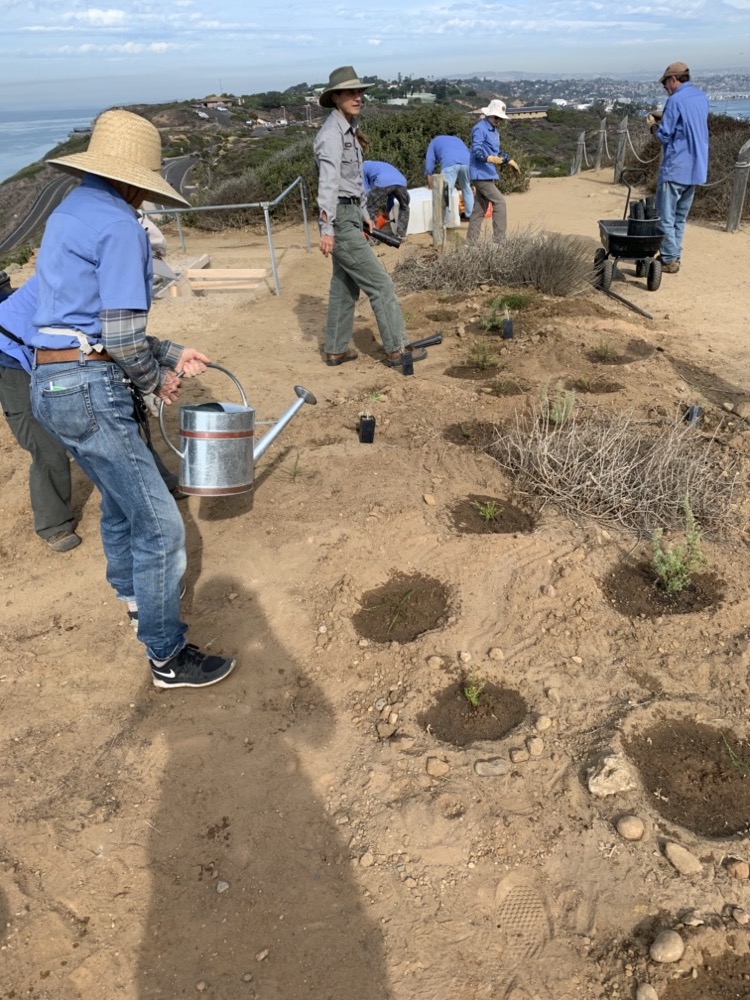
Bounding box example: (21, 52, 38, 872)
(253, 386, 317, 463)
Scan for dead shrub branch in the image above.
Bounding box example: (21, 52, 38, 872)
(394, 229, 596, 298)
(489, 409, 740, 536)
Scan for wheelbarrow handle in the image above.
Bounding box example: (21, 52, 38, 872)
(619, 168, 649, 220)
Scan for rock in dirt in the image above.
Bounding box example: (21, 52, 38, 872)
(725, 858, 750, 880)
(426, 757, 450, 777)
(664, 842, 702, 876)
(649, 929, 684, 963)
(510, 748, 530, 763)
(526, 737, 544, 758)
(535, 715, 552, 732)
(636, 985, 659, 1000)
(488, 647, 504, 661)
(616, 815, 645, 841)
(732, 906, 750, 925)
(255, 948, 270, 962)
(423, 493, 436, 506)
(376, 722, 397, 740)
(587, 754, 638, 797)
(459, 650, 472, 663)
(359, 851, 375, 868)
(474, 758, 510, 777)
(427, 655, 444, 669)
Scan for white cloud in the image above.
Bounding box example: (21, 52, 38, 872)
(368, 38, 382, 45)
(57, 40, 182, 54)
(63, 8, 128, 27)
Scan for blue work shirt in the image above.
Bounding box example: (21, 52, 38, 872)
(656, 82, 709, 186)
(34, 174, 152, 347)
(0, 278, 67, 373)
(425, 135, 470, 175)
(470, 118, 509, 181)
(362, 161, 407, 193)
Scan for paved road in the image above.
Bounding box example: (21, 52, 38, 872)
(0, 174, 76, 253)
(0, 155, 198, 253)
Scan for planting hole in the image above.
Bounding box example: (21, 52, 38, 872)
(451, 494, 535, 535)
(353, 572, 450, 644)
(419, 682, 527, 747)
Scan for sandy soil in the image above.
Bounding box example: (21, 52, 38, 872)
(3, 168, 750, 1000)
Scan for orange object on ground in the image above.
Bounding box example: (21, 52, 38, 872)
(485, 204, 493, 218)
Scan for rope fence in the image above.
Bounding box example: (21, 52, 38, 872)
(569, 115, 750, 232)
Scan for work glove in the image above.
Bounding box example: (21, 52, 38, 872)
(486, 155, 504, 165)
(507, 159, 521, 173)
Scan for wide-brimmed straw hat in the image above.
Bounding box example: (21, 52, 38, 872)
(46, 109, 189, 208)
(319, 66, 374, 109)
(475, 99, 509, 120)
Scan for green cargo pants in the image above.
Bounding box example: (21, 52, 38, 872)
(325, 204, 405, 356)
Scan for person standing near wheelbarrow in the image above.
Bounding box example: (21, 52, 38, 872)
(466, 99, 520, 245)
(314, 65, 426, 369)
(649, 61, 709, 274)
(29, 109, 237, 689)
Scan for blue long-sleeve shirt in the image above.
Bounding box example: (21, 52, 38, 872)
(362, 160, 407, 193)
(425, 135, 470, 175)
(470, 118, 509, 181)
(656, 82, 709, 186)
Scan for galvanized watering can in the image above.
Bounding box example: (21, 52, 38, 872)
(158, 363, 316, 496)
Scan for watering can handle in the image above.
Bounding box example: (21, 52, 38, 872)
(156, 361, 250, 458)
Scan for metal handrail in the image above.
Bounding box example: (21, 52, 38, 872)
(143, 175, 312, 296)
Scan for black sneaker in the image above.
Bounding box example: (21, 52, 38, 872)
(150, 644, 236, 689)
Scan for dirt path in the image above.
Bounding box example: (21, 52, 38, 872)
(2, 170, 750, 1000)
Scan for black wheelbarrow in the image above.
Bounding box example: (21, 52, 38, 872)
(595, 169, 664, 292)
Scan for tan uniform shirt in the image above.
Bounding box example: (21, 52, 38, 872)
(313, 108, 366, 238)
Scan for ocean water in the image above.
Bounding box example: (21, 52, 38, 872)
(0, 108, 101, 184)
(709, 97, 750, 121)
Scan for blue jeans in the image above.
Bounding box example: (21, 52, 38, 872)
(442, 163, 474, 218)
(30, 359, 187, 661)
(656, 181, 696, 263)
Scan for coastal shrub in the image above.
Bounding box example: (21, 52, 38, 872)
(489, 411, 738, 536)
(393, 229, 595, 297)
(0, 244, 34, 269)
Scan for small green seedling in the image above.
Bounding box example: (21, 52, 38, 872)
(650, 495, 705, 594)
(540, 380, 576, 425)
(463, 671, 487, 709)
(467, 337, 499, 371)
(592, 341, 615, 362)
(369, 389, 384, 403)
(723, 734, 750, 774)
(473, 499, 502, 522)
(280, 451, 308, 482)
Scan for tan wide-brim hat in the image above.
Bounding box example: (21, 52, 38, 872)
(46, 109, 189, 208)
(319, 66, 374, 109)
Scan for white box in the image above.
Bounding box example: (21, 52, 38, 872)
(391, 186, 461, 235)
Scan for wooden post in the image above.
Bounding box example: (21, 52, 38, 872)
(595, 118, 607, 171)
(726, 138, 750, 232)
(570, 131, 585, 175)
(432, 174, 445, 249)
(614, 115, 628, 183)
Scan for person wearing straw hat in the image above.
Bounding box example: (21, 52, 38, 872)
(314, 66, 426, 369)
(466, 99, 520, 245)
(29, 109, 236, 689)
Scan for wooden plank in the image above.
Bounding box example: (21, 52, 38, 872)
(187, 282, 262, 291)
(186, 268, 268, 279)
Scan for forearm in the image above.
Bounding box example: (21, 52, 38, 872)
(100, 309, 183, 393)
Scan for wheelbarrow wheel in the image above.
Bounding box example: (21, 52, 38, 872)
(594, 248, 606, 277)
(634, 259, 647, 278)
(647, 258, 662, 291)
(600, 258, 614, 292)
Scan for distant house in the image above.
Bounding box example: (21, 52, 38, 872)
(200, 96, 234, 109)
(407, 92, 436, 104)
(505, 106, 548, 120)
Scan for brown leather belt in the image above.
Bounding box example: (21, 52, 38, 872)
(36, 348, 114, 364)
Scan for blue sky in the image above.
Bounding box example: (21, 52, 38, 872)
(1, 0, 748, 110)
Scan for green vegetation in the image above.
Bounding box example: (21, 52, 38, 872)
(0, 244, 34, 270)
(592, 341, 615, 362)
(467, 337, 499, 371)
(472, 499, 503, 522)
(540, 380, 576, 425)
(463, 670, 487, 709)
(650, 495, 705, 594)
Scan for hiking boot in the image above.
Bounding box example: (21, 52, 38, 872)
(150, 644, 236, 689)
(46, 530, 82, 552)
(661, 260, 680, 274)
